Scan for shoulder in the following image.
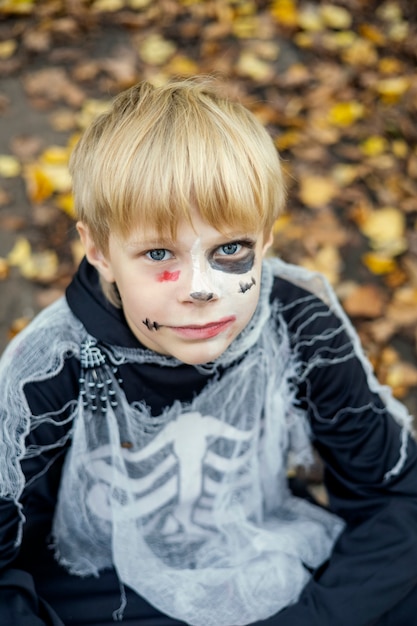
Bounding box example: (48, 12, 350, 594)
(265, 258, 343, 334)
(0, 297, 84, 386)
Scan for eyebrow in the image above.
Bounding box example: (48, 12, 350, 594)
(125, 237, 175, 250)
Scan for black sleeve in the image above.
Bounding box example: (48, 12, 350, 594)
(261, 285, 417, 625)
(0, 357, 79, 626)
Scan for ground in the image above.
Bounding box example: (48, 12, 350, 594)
(0, 0, 416, 419)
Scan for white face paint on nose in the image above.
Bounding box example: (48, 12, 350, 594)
(189, 238, 220, 301)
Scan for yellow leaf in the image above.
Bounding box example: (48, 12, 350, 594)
(299, 175, 338, 209)
(56, 193, 76, 219)
(92, 0, 124, 11)
(24, 163, 55, 203)
(0, 154, 21, 178)
(301, 245, 342, 285)
(232, 16, 259, 39)
(341, 38, 378, 66)
(272, 215, 291, 235)
(20, 250, 59, 281)
(0, 39, 17, 59)
(385, 362, 417, 392)
(360, 207, 406, 255)
(236, 52, 273, 81)
(128, 0, 152, 8)
(323, 31, 357, 51)
(297, 5, 323, 31)
(388, 21, 408, 42)
(0, 0, 34, 14)
(76, 99, 112, 129)
(293, 33, 314, 48)
(375, 77, 410, 104)
(328, 101, 365, 126)
(42, 164, 71, 193)
(331, 164, 360, 186)
(360, 135, 389, 157)
(0, 257, 9, 280)
(40, 146, 70, 165)
(320, 4, 352, 29)
(71, 239, 85, 266)
(275, 130, 302, 151)
(138, 34, 176, 65)
(378, 57, 404, 74)
(391, 140, 408, 158)
(358, 23, 386, 45)
(362, 252, 397, 275)
(7, 237, 32, 267)
(270, 0, 298, 27)
(165, 55, 199, 77)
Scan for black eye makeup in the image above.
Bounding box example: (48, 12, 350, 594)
(209, 239, 256, 274)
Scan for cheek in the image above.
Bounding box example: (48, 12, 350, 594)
(156, 270, 180, 282)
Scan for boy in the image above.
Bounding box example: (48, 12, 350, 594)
(0, 78, 417, 626)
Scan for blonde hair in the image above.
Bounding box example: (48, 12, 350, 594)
(69, 77, 286, 304)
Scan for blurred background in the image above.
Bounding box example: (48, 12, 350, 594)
(0, 0, 416, 418)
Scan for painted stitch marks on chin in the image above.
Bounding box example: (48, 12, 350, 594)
(143, 318, 161, 331)
(157, 270, 180, 283)
(239, 277, 256, 294)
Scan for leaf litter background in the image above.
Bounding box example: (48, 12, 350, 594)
(0, 0, 417, 433)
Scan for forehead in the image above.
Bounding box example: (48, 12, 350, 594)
(116, 210, 265, 249)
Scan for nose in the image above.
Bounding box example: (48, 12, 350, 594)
(178, 252, 220, 304)
(190, 291, 214, 302)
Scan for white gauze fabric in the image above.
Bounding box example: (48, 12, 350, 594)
(0, 258, 412, 626)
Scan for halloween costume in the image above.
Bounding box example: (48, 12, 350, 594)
(1, 258, 417, 626)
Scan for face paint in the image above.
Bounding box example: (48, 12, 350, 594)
(157, 270, 180, 283)
(103, 206, 269, 365)
(190, 292, 214, 301)
(190, 238, 222, 299)
(143, 318, 161, 331)
(239, 277, 256, 293)
(209, 245, 255, 275)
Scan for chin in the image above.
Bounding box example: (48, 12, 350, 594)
(175, 342, 231, 366)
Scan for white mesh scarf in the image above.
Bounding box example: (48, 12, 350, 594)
(0, 259, 412, 626)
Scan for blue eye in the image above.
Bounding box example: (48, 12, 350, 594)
(146, 249, 172, 261)
(219, 243, 241, 256)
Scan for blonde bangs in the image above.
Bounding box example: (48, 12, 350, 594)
(70, 79, 285, 251)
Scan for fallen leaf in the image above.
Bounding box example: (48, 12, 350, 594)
(342, 284, 386, 318)
(360, 207, 406, 256)
(236, 51, 273, 81)
(300, 244, 342, 285)
(0, 154, 21, 177)
(0, 39, 17, 59)
(320, 4, 352, 30)
(299, 175, 339, 209)
(362, 252, 397, 275)
(0, 258, 9, 280)
(360, 135, 389, 157)
(7, 237, 32, 267)
(375, 77, 410, 104)
(137, 34, 176, 65)
(328, 101, 365, 126)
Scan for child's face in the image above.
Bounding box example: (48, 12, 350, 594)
(80, 208, 272, 365)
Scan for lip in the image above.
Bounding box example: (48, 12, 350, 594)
(170, 316, 236, 339)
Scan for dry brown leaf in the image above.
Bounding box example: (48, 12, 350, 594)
(342, 284, 386, 318)
(23, 68, 85, 107)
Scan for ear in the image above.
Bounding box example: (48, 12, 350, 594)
(262, 229, 274, 257)
(76, 221, 116, 283)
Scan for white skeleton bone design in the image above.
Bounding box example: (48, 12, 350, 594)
(85, 411, 254, 538)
